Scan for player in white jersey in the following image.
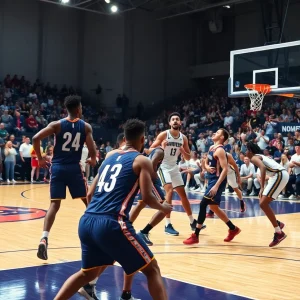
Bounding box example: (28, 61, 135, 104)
(226, 153, 246, 212)
(246, 142, 289, 247)
(150, 112, 199, 235)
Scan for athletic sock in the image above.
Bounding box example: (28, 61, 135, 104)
(275, 226, 281, 233)
(188, 215, 194, 224)
(226, 221, 236, 230)
(41, 231, 49, 239)
(121, 290, 132, 300)
(165, 218, 171, 226)
(195, 227, 201, 237)
(240, 200, 245, 210)
(141, 224, 153, 234)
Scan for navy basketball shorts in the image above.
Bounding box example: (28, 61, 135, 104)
(136, 177, 165, 203)
(203, 177, 227, 205)
(50, 163, 87, 200)
(79, 214, 154, 275)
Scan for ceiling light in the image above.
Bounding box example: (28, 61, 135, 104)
(111, 5, 118, 13)
(61, 0, 70, 4)
(223, 5, 231, 9)
(105, 0, 111, 3)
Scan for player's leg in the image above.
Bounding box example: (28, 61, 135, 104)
(260, 171, 288, 247)
(120, 273, 135, 300)
(116, 221, 167, 300)
(158, 168, 179, 235)
(36, 166, 40, 181)
(228, 171, 246, 212)
(130, 200, 146, 223)
(31, 166, 36, 182)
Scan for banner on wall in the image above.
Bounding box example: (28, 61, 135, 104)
(277, 123, 300, 134)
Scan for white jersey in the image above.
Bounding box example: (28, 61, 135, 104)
(255, 154, 285, 176)
(188, 159, 200, 169)
(161, 130, 184, 169)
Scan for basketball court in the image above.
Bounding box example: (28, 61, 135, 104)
(1, 182, 300, 300)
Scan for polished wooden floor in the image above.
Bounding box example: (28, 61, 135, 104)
(1, 183, 300, 299)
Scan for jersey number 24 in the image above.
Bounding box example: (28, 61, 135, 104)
(97, 164, 122, 192)
(62, 132, 81, 151)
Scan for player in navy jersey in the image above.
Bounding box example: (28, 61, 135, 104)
(183, 129, 241, 245)
(32, 96, 96, 261)
(55, 119, 172, 300)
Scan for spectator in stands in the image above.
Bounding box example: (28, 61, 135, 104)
(4, 141, 17, 183)
(9, 134, 19, 149)
(14, 110, 25, 136)
(255, 129, 269, 150)
(240, 157, 255, 195)
(223, 111, 234, 130)
(288, 141, 300, 199)
(19, 137, 32, 182)
(1, 109, 13, 131)
(0, 123, 8, 139)
(0, 137, 3, 181)
(26, 115, 38, 132)
(273, 142, 283, 163)
(105, 141, 113, 153)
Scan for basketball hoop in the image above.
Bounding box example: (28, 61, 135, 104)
(245, 84, 271, 111)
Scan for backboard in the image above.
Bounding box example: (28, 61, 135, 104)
(228, 40, 300, 98)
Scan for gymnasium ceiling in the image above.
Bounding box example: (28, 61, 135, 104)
(38, 0, 254, 19)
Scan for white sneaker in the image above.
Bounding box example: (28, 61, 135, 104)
(194, 187, 201, 192)
(289, 194, 296, 199)
(278, 194, 284, 199)
(184, 186, 190, 191)
(225, 188, 229, 194)
(250, 191, 255, 196)
(190, 186, 196, 191)
(12, 179, 16, 184)
(7, 179, 10, 184)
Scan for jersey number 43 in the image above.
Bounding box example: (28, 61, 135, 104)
(97, 164, 123, 192)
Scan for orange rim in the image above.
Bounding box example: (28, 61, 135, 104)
(244, 84, 272, 94)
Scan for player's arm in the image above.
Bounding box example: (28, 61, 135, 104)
(150, 148, 164, 172)
(180, 135, 191, 161)
(85, 123, 97, 166)
(213, 148, 228, 188)
(86, 174, 99, 204)
(32, 121, 59, 166)
(150, 132, 167, 149)
(134, 156, 172, 214)
(250, 156, 266, 198)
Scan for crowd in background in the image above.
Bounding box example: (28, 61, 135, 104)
(0, 74, 299, 199)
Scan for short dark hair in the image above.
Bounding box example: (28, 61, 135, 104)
(116, 133, 125, 147)
(168, 112, 181, 122)
(64, 95, 81, 114)
(247, 141, 262, 154)
(124, 119, 145, 141)
(219, 128, 229, 142)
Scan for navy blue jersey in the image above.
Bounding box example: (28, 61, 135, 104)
(86, 150, 141, 219)
(207, 145, 226, 180)
(148, 147, 164, 171)
(52, 118, 86, 165)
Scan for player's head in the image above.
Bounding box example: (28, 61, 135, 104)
(64, 95, 82, 118)
(246, 141, 262, 158)
(212, 128, 229, 144)
(168, 112, 181, 130)
(116, 133, 125, 149)
(124, 119, 145, 153)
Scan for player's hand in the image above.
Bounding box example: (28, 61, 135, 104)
(206, 166, 216, 174)
(38, 158, 48, 169)
(208, 185, 218, 197)
(86, 157, 97, 167)
(258, 189, 263, 199)
(161, 202, 173, 215)
(161, 140, 168, 149)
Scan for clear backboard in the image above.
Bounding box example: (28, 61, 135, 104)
(228, 40, 300, 98)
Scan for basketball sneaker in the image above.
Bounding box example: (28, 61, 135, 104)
(206, 212, 214, 218)
(120, 296, 140, 300)
(224, 227, 241, 242)
(183, 233, 199, 245)
(190, 220, 207, 231)
(240, 200, 246, 213)
(165, 224, 179, 236)
(37, 237, 48, 260)
(78, 284, 99, 300)
(138, 231, 153, 246)
(277, 220, 285, 230)
(269, 231, 287, 247)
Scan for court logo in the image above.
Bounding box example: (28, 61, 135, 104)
(0, 206, 47, 223)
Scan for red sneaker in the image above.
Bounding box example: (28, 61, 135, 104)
(183, 233, 199, 245)
(269, 231, 287, 247)
(278, 221, 285, 230)
(224, 226, 241, 242)
(206, 212, 214, 218)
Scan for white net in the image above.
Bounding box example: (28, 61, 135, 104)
(245, 85, 270, 111)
